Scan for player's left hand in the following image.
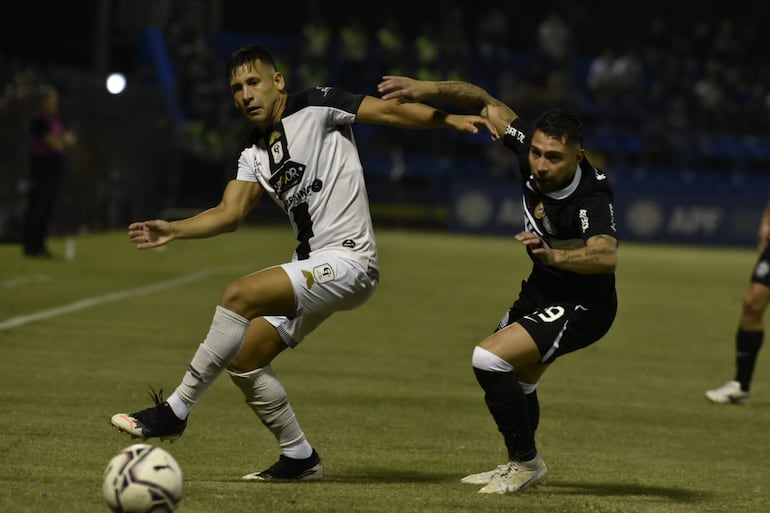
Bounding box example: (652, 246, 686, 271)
(516, 231, 555, 264)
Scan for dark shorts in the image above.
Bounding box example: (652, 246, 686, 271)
(495, 281, 617, 364)
(750, 242, 770, 286)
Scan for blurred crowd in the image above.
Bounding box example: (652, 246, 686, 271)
(159, 1, 770, 178)
(1, 0, 769, 238)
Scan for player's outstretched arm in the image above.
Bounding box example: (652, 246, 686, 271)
(378, 76, 517, 138)
(128, 180, 263, 250)
(356, 95, 497, 138)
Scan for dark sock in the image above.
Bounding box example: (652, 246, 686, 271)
(526, 390, 540, 433)
(735, 329, 763, 392)
(473, 367, 536, 461)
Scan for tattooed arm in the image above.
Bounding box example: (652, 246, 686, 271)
(378, 76, 517, 138)
(515, 232, 618, 274)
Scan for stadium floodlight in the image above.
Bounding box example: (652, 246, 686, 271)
(106, 72, 127, 95)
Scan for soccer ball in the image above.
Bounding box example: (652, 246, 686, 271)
(102, 443, 184, 513)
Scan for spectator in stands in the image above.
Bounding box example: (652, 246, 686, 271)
(705, 192, 770, 405)
(297, 9, 332, 90)
(474, 6, 514, 93)
(536, 10, 572, 68)
(22, 85, 76, 258)
(375, 17, 407, 77)
(338, 17, 371, 91)
(437, 4, 471, 80)
(413, 22, 442, 82)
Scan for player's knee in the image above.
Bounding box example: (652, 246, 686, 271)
(472, 346, 513, 372)
(742, 296, 766, 323)
(219, 282, 252, 316)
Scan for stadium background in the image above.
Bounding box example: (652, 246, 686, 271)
(2, 0, 769, 247)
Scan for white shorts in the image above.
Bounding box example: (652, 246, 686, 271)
(264, 251, 379, 347)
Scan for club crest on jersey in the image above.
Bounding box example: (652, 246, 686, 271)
(270, 139, 284, 164)
(534, 202, 545, 219)
(269, 161, 306, 196)
(313, 263, 335, 283)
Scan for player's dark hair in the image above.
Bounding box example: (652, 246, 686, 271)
(226, 44, 278, 79)
(534, 109, 583, 146)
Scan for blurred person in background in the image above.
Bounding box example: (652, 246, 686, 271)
(110, 44, 494, 481)
(379, 75, 618, 494)
(22, 85, 76, 258)
(705, 193, 770, 404)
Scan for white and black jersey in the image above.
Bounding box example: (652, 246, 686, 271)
(503, 118, 617, 306)
(235, 86, 378, 272)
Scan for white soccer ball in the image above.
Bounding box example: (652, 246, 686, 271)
(102, 443, 184, 513)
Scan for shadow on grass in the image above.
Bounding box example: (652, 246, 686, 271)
(317, 472, 709, 503)
(222, 468, 709, 505)
(529, 481, 708, 502)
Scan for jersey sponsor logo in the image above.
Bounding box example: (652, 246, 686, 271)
(269, 161, 307, 196)
(342, 239, 356, 249)
(579, 208, 589, 232)
(756, 260, 770, 279)
(505, 124, 525, 143)
(534, 202, 545, 219)
(283, 178, 323, 210)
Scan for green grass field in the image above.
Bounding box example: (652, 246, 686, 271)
(1, 226, 768, 513)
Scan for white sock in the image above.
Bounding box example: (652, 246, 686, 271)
(282, 439, 313, 460)
(170, 305, 249, 418)
(228, 366, 308, 454)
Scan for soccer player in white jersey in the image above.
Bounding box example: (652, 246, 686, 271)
(110, 44, 495, 481)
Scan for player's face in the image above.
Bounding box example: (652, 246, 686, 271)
(229, 59, 285, 129)
(528, 130, 584, 193)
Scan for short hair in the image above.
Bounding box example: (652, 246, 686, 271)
(226, 44, 278, 79)
(534, 109, 583, 146)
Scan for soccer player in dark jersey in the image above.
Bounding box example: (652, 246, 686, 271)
(705, 194, 770, 404)
(379, 76, 618, 494)
(110, 44, 495, 481)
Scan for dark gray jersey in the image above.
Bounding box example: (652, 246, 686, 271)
(503, 117, 617, 305)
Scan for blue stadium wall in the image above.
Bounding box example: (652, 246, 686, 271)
(448, 180, 765, 248)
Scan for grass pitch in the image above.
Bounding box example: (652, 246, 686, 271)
(0, 226, 768, 513)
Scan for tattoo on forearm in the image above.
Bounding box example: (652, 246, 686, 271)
(436, 82, 487, 109)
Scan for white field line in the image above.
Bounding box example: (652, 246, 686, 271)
(0, 271, 211, 331)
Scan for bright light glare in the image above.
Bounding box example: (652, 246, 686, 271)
(106, 73, 126, 95)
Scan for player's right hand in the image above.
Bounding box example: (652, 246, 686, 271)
(128, 220, 173, 249)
